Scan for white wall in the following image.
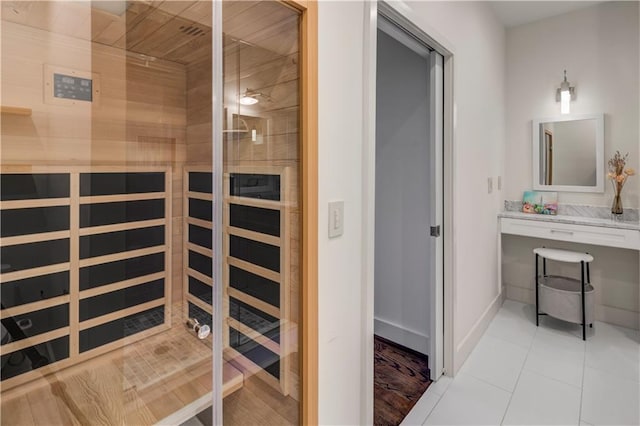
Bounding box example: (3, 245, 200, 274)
(505, 1, 639, 208)
(502, 1, 640, 331)
(374, 30, 431, 355)
(317, 2, 366, 425)
(317, 1, 506, 424)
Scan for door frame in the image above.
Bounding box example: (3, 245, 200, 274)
(211, 1, 318, 424)
(361, 1, 455, 423)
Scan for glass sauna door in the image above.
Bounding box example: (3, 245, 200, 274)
(1, 1, 215, 424)
(220, 2, 302, 425)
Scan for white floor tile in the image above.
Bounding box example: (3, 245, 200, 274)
(428, 375, 453, 396)
(424, 373, 511, 425)
(486, 302, 537, 349)
(400, 390, 441, 426)
(523, 327, 585, 388)
(459, 334, 528, 392)
(502, 370, 581, 425)
(585, 322, 640, 382)
(581, 367, 640, 426)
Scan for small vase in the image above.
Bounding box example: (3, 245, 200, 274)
(611, 194, 623, 215)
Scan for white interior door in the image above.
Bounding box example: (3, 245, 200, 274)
(429, 50, 445, 381)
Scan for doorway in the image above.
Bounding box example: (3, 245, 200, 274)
(372, 9, 445, 426)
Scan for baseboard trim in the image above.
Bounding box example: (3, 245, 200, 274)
(374, 317, 429, 355)
(454, 292, 502, 373)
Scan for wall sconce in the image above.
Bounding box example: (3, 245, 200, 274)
(239, 88, 273, 106)
(556, 70, 576, 115)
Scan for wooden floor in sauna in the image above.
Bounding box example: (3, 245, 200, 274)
(0, 306, 242, 426)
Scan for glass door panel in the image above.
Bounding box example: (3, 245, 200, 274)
(221, 2, 301, 424)
(1, 1, 214, 423)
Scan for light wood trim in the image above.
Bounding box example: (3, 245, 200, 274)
(226, 226, 281, 247)
(227, 317, 280, 356)
(187, 191, 213, 201)
(186, 293, 213, 315)
(0, 294, 70, 319)
(187, 217, 212, 230)
(0, 262, 70, 284)
(0, 230, 70, 247)
(79, 218, 165, 236)
(79, 272, 166, 299)
(0, 327, 69, 355)
(69, 173, 80, 357)
(0, 106, 32, 116)
(164, 169, 173, 329)
(187, 242, 212, 258)
(78, 299, 165, 331)
(0, 198, 70, 209)
(78, 245, 165, 268)
(0, 166, 170, 174)
(226, 196, 283, 211)
(187, 268, 213, 287)
(228, 287, 280, 320)
(299, 1, 319, 423)
(78, 191, 165, 204)
(227, 257, 280, 283)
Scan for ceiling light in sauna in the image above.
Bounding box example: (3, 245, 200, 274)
(239, 96, 259, 106)
(92, 1, 128, 17)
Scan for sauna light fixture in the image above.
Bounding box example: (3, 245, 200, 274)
(239, 88, 273, 106)
(239, 95, 259, 106)
(556, 70, 575, 115)
(92, 1, 128, 16)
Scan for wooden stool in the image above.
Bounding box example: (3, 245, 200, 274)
(534, 248, 595, 340)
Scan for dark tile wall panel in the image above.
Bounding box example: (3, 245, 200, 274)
(229, 297, 280, 344)
(189, 250, 212, 276)
(188, 172, 212, 194)
(0, 239, 69, 272)
(79, 279, 164, 321)
(188, 198, 212, 222)
(229, 174, 280, 201)
(79, 306, 164, 353)
(1, 304, 69, 345)
(229, 327, 280, 379)
(229, 204, 280, 237)
(229, 236, 279, 272)
(80, 172, 164, 196)
(79, 253, 164, 291)
(188, 224, 212, 249)
(0, 174, 69, 201)
(1, 206, 69, 238)
(79, 226, 164, 259)
(1, 272, 69, 308)
(229, 266, 279, 308)
(79, 199, 164, 228)
(0, 336, 69, 381)
(188, 276, 212, 305)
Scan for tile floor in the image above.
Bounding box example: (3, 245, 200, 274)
(401, 300, 640, 426)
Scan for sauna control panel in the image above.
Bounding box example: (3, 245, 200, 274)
(53, 73, 93, 102)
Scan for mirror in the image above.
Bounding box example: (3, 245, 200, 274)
(532, 113, 604, 193)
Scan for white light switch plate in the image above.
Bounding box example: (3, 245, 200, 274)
(328, 201, 344, 238)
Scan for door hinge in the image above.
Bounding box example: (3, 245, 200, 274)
(430, 225, 441, 237)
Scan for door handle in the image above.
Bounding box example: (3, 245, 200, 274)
(430, 225, 441, 238)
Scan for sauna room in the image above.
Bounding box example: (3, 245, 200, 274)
(0, 1, 301, 424)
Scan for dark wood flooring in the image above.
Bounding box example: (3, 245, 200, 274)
(374, 335, 431, 426)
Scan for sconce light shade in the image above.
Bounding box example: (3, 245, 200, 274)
(239, 95, 259, 105)
(556, 70, 576, 115)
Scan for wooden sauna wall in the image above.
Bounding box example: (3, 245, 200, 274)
(0, 20, 187, 305)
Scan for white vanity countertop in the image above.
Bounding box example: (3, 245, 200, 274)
(498, 211, 640, 231)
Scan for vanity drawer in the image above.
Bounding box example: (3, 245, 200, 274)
(501, 218, 640, 250)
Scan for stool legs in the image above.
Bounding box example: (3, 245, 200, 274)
(535, 253, 539, 327)
(581, 260, 586, 341)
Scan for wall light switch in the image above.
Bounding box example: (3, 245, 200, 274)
(328, 201, 344, 238)
(488, 177, 493, 194)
